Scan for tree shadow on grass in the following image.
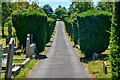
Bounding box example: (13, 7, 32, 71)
(81, 54, 109, 64)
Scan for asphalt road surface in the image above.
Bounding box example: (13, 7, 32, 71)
(28, 21, 90, 78)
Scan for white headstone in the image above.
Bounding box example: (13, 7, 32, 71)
(29, 43, 36, 58)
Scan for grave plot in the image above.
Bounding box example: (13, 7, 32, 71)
(1, 34, 36, 79)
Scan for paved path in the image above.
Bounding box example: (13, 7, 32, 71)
(28, 21, 90, 78)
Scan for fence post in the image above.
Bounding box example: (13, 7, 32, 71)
(103, 61, 107, 74)
(5, 38, 14, 79)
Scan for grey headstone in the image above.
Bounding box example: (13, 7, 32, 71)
(26, 38, 30, 58)
(93, 53, 98, 60)
(5, 38, 14, 79)
(29, 43, 36, 58)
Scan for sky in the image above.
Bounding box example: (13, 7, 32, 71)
(37, 0, 99, 11)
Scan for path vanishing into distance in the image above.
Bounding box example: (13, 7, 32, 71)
(28, 21, 90, 78)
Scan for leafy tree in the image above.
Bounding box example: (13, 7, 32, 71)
(42, 4, 53, 16)
(68, 2, 94, 15)
(2, 2, 13, 36)
(96, 2, 114, 13)
(55, 5, 67, 19)
(110, 2, 120, 79)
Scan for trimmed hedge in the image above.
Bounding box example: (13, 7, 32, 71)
(46, 18, 56, 43)
(62, 14, 69, 21)
(64, 17, 73, 38)
(77, 9, 112, 57)
(73, 19, 79, 45)
(49, 13, 57, 20)
(110, 2, 120, 79)
(12, 9, 47, 54)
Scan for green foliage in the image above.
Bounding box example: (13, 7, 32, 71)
(42, 4, 53, 16)
(64, 17, 73, 38)
(61, 14, 69, 21)
(55, 5, 67, 19)
(73, 19, 79, 44)
(96, 2, 114, 13)
(49, 13, 57, 20)
(77, 10, 112, 58)
(12, 9, 47, 54)
(46, 18, 56, 43)
(68, 2, 94, 15)
(110, 2, 120, 79)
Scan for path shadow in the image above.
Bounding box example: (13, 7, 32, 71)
(35, 54, 48, 60)
(39, 54, 48, 59)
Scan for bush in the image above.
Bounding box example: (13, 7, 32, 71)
(62, 14, 69, 21)
(77, 9, 112, 57)
(73, 19, 79, 45)
(12, 9, 47, 54)
(64, 17, 73, 38)
(110, 2, 120, 79)
(46, 18, 56, 43)
(49, 13, 57, 20)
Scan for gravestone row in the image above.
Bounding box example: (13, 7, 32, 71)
(1, 34, 36, 79)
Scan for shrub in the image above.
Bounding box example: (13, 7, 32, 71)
(49, 13, 57, 20)
(77, 9, 112, 58)
(46, 18, 56, 43)
(110, 2, 120, 79)
(64, 17, 73, 38)
(73, 19, 79, 45)
(12, 9, 47, 54)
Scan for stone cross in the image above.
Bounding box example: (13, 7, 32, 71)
(5, 38, 14, 79)
(26, 34, 30, 58)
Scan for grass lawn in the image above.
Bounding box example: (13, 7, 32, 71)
(87, 49, 112, 78)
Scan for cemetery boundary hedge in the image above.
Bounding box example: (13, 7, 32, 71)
(12, 9, 47, 54)
(77, 9, 112, 57)
(46, 18, 56, 43)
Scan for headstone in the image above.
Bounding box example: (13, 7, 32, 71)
(5, 38, 14, 79)
(103, 61, 107, 74)
(0, 43, 2, 79)
(93, 53, 98, 60)
(27, 34, 30, 40)
(26, 38, 30, 58)
(29, 43, 36, 58)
